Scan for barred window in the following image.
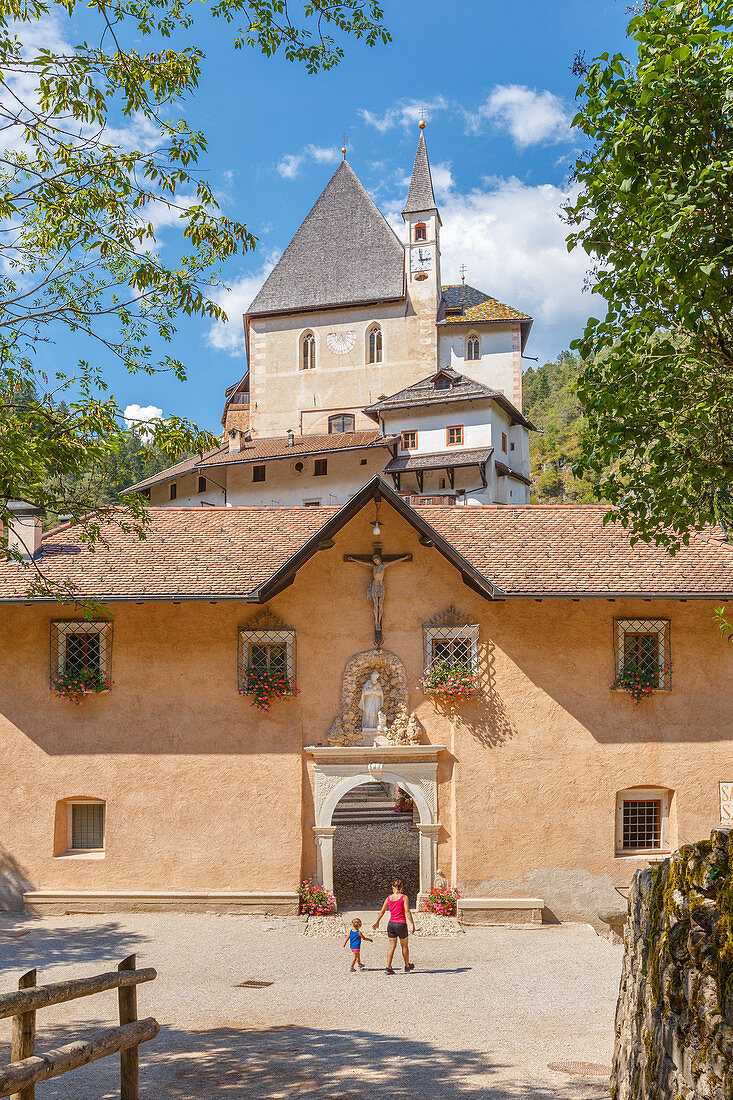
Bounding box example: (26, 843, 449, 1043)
(423, 623, 479, 675)
(238, 626, 296, 694)
(51, 622, 112, 689)
(69, 802, 105, 851)
(614, 619, 671, 691)
(616, 788, 670, 854)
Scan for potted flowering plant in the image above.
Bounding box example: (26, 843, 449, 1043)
(298, 878, 336, 915)
(394, 790, 414, 814)
(239, 664, 296, 712)
(425, 883, 460, 916)
(610, 662, 671, 704)
(419, 658, 478, 705)
(52, 668, 110, 705)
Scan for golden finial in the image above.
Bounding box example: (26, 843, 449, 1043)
(419, 108, 426, 130)
(342, 133, 348, 160)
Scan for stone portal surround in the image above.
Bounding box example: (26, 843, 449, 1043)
(307, 745, 443, 908)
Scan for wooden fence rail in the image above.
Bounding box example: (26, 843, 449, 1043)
(0, 956, 158, 1100)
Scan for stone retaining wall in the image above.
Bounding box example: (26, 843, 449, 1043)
(612, 829, 733, 1100)
(333, 818, 419, 907)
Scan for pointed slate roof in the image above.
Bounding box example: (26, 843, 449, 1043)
(246, 161, 405, 317)
(403, 130, 438, 215)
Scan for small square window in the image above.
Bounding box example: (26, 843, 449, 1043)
(401, 431, 418, 451)
(446, 425, 463, 446)
(423, 624, 479, 676)
(253, 465, 266, 483)
(360, 459, 367, 466)
(169, 482, 177, 500)
(303, 500, 321, 507)
(501, 432, 508, 454)
(314, 459, 328, 476)
(614, 619, 671, 691)
(616, 788, 670, 854)
(70, 802, 105, 850)
(50, 621, 112, 694)
(239, 626, 296, 695)
(510, 441, 515, 452)
(198, 476, 207, 493)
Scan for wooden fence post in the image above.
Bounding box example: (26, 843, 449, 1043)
(11, 969, 36, 1100)
(117, 956, 138, 1100)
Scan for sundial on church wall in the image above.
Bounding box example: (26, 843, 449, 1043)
(326, 330, 356, 355)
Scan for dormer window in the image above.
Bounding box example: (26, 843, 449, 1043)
(367, 324, 383, 364)
(301, 332, 316, 371)
(466, 334, 480, 361)
(414, 222, 427, 242)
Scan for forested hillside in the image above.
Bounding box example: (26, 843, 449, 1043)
(522, 351, 601, 503)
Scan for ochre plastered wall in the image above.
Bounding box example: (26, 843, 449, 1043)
(0, 506, 731, 922)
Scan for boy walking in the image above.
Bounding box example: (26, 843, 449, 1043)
(344, 918, 372, 970)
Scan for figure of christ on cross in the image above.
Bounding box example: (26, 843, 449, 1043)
(344, 550, 412, 642)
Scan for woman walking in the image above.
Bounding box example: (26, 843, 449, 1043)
(373, 879, 416, 973)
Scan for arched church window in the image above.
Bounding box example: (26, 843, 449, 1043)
(328, 414, 355, 434)
(301, 332, 316, 371)
(466, 334, 480, 361)
(367, 324, 383, 364)
(414, 222, 427, 242)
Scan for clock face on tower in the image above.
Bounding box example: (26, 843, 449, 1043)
(411, 246, 432, 275)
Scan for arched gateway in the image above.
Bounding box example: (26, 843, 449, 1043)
(307, 745, 443, 908)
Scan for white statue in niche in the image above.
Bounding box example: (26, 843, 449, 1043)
(359, 671, 384, 732)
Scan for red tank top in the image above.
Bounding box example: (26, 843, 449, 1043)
(387, 894, 406, 922)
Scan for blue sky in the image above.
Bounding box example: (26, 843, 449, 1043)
(42, 0, 631, 433)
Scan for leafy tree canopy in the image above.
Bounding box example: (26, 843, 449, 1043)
(566, 0, 733, 550)
(0, 0, 389, 594)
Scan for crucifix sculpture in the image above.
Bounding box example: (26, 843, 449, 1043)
(344, 547, 412, 644)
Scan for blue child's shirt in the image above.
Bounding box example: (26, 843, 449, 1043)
(349, 928, 361, 949)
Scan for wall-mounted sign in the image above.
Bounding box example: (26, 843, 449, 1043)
(720, 782, 733, 825)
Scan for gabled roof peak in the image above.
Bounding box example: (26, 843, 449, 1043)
(247, 160, 405, 318)
(402, 130, 438, 216)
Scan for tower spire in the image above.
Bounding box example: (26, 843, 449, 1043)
(402, 123, 438, 216)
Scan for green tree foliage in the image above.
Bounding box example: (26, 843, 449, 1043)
(523, 351, 602, 503)
(0, 0, 389, 594)
(566, 0, 733, 549)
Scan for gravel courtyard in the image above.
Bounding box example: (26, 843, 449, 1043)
(0, 912, 621, 1099)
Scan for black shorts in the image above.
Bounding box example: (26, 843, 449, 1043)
(387, 920, 409, 940)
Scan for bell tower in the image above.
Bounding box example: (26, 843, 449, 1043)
(402, 121, 442, 310)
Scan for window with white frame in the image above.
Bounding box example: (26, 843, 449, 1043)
(238, 626, 296, 694)
(68, 800, 105, 851)
(466, 334, 480, 361)
(423, 623, 479, 675)
(50, 621, 112, 690)
(616, 788, 670, 854)
(614, 619, 671, 691)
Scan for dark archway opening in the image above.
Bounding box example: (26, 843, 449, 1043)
(332, 782, 419, 909)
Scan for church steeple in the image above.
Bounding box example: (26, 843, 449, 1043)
(403, 123, 439, 217)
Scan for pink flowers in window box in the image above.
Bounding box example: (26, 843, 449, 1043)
(419, 658, 478, 705)
(52, 668, 110, 705)
(239, 665, 297, 711)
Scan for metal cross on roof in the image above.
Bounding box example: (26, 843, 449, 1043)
(460, 264, 467, 285)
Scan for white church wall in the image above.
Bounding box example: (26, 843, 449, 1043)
(212, 447, 388, 508)
(438, 322, 522, 408)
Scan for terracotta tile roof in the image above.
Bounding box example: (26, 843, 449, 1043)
(198, 431, 394, 469)
(0, 508, 340, 601)
(126, 446, 227, 492)
(438, 285, 531, 325)
(0, 496, 731, 602)
(417, 505, 733, 596)
(126, 432, 393, 492)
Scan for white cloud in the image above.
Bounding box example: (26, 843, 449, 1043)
(277, 144, 341, 179)
(124, 404, 163, 440)
(206, 251, 280, 355)
(435, 176, 597, 363)
(468, 85, 573, 149)
(359, 97, 448, 133)
(430, 162, 454, 199)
